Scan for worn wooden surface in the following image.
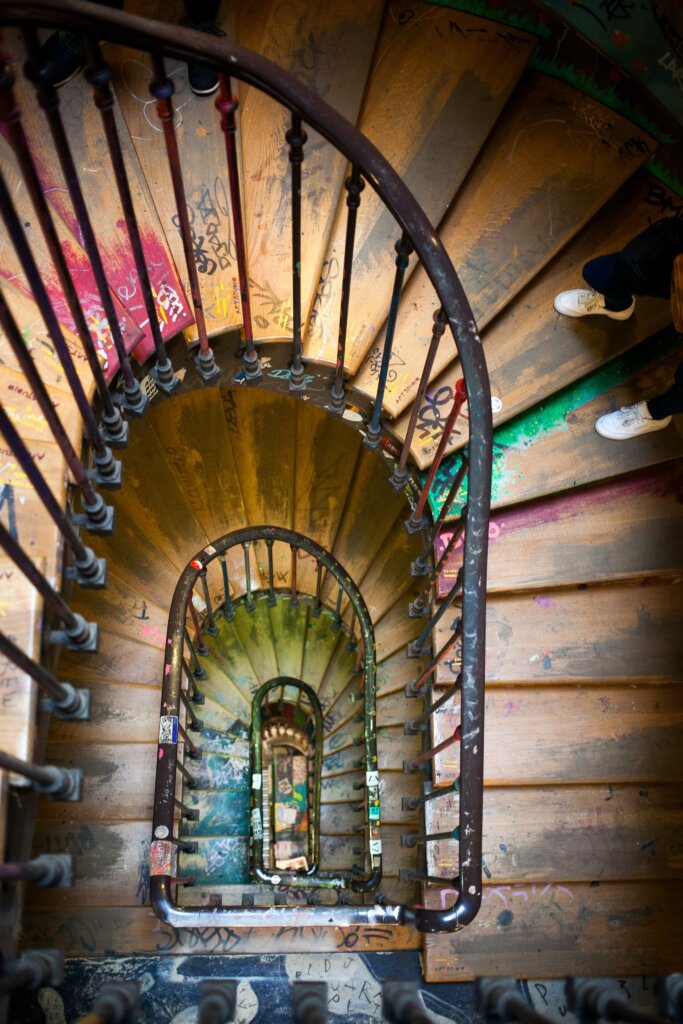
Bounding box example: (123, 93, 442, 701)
(422, 881, 683, 980)
(239, 0, 384, 342)
(305, 2, 535, 372)
(395, 170, 678, 466)
(436, 461, 683, 596)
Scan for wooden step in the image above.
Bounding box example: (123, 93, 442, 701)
(423, 783, 683, 882)
(428, 683, 683, 787)
(46, 683, 160, 745)
(239, 0, 385, 342)
(304, 2, 536, 371)
(69, 570, 168, 649)
(178, 835, 249, 885)
(351, 70, 655, 425)
(317, 634, 358, 719)
(302, 607, 346, 690)
(422, 880, 682, 980)
(375, 597, 423, 663)
(39, 742, 156, 820)
(434, 579, 683, 686)
(428, 329, 683, 519)
(393, 169, 679, 466)
(231, 597, 279, 685)
(58, 630, 163, 687)
(436, 460, 683, 596)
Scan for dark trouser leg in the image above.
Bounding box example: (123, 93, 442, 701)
(183, 0, 221, 22)
(647, 358, 683, 419)
(582, 254, 634, 312)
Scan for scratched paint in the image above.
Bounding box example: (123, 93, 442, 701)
(428, 327, 682, 519)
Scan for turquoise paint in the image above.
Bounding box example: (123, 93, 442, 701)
(428, 0, 552, 38)
(428, 327, 681, 519)
(182, 789, 251, 837)
(178, 836, 249, 885)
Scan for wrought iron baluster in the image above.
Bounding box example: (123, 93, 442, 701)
(312, 558, 323, 617)
(0, 73, 125, 471)
(0, 288, 113, 534)
(292, 981, 328, 1024)
(216, 76, 260, 382)
(401, 825, 459, 848)
(184, 627, 206, 679)
(84, 39, 179, 394)
(407, 378, 467, 533)
(177, 758, 198, 789)
(408, 578, 462, 653)
(179, 687, 204, 732)
(168, 833, 198, 854)
(364, 233, 413, 449)
(178, 720, 202, 760)
(286, 113, 307, 390)
(242, 541, 255, 611)
(0, 854, 73, 887)
(290, 544, 298, 605)
(188, 600, 209, 655)
(150, 53, 219, 384)
(265, 539, 276, 606)
(200, 979, 237, 1024)
(0, 403, 106, 587)
(219, 553, 235, 621)
(0, 749, 82, 800)
(0, 631, 89, 720)
(411, 458, 468, 577)
(406, 628, 462, 697)
(402, 778, 460, 811)
(404, 724, 460, 773)
(0, 951, 63, 999)
(383, 981, 432, 1024)
(183, 657, 205, 703)
(22, 27, 147, 421)
(328, 166, 364, 416)
(410, 522, 466, 617)
(199, 568, 218, 635)
(405, 676, 461, 731)
(331, 584, 343, 632)
(174, 796, 199, 821)
(390, 307, 449, 488)
(81, 983, 141, 1024)
(0, 520, 97, 652)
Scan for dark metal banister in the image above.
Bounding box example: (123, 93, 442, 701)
(3, 0, 492, 933)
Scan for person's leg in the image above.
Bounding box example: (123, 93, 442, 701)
(582, 254, 635, 312)
(39, 0, 124, 87)
(647, 359, 683, 420)
(181, 0, 224, 96)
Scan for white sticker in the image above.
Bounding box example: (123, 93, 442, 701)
(154, 825, 169, 839)
(158, 715, 178, 744)
(204, 544, 217, 555)
(366, 770, 379, 787)
(491, 396, 503, 414)
(370, 839, 382, 855)
(252, 773, 262, 790)
(251, 807, 263, 840)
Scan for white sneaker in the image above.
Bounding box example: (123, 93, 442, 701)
(595, 401, 672, 440)
(553, 288, 635, 320)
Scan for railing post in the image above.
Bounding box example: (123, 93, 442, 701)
(293, 981, 328, 1024)
(0, 632, 90, 720)
(327, 167, 364, 416)
(0, 950, 63, 999)
(286, 113, 307, 391)
(0, 854, 73, 888)
(200, 980, 237, 1024)
(0, 750, 82, 800)
(382, 981, 432, 1024)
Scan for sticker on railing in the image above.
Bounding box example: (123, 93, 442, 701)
(154, 825, 169, 839)
(150, 840, 173, 875)
(251, 807, 263, 840)
(369, 805, 380, 820)
(370, 839, 382, 856)
(159, 715, 178, 744)
(190, 558, 203, 571)
(366, 770, 379, 787)
(203, 545, 217, 556)
(252, 773, 262, 790)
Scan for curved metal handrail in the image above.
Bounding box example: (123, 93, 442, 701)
(251, 677, 324, 884)
(0, 0, 493, 931)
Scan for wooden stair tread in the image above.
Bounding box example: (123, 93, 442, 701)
(239, 0, 385, 342)
(394, 170, 678, 466)
(422, 880, 682, 981)
(301, 607, 346, 690)
(356, 70, 655, 427)
(434, 579, 683, 686)
(424, 782, 683, 882)
(230, 598, 279, 685)
(436, 460, 683, 596)
(69, 571, 168, 649)
(304, 2, 536, 371)
(429, 683, 683, 787)
(47, 683, 161, 745)
(39, 742, 157, 820)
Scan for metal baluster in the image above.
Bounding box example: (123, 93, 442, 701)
(411, 459, 468, 577)
(0, 854, 73, 887)
(345, 608, 357, 652)
(0, 80, 123, 481)
(184, 627, 206, 680)
(242, 541, 255, 611)
(408, 588, 462, 658)
(0, 950, 63, 999)
(312, 558, 323, 617)
(22, 27, 148, 421)
(0, 521, 98, 652)
(290, 544, 298, 605)
(399, 867, 457, 886)
(199, 568, 219, 635)
(177, 758, 199, 789)
(402, 778, 460, 811)
(405, 676, 461, 733)
(328, 167, 364, 416)
(179, 687, 204, 732)
(383, 981, 432, 1024)
(364, 233, 413, 449)
(0, 290, 113, 534)
(76, 981, 140, 1024)
(0, 631, 89, 720)
(403, 725, 460, 773)
(0, 749, 82, 800)
(216, 76, 260, 382)
(286, 113, 307, 390)
(265, 539, 276, 606)
(84, 39, 179, 393)
(183, 657, 205, 704)
(401, 824, 459, 847)
(150, 54, 219, 384)
(390, 307, 449, 488)
(200, 979, 237, 1024)
(409, 522, 466, 617)
(189, 600, 209, 655)
(178, 720, 202, 760)
(567, 979, 663, 1024)
(407, 378, 467, 533)
(174, 796, 199, 821)
(406, 630, 462, 697)
(0, 404, 106, 587)
(293, 981, 328, 1024)
(478, 979, 557, 1024)
(331, 584, 343, 632)
(219, 554, 235, 621)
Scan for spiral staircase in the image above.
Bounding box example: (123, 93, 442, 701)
(0, 0, 682, 1014)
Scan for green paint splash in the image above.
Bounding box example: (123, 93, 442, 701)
(427, 326, 681, 519)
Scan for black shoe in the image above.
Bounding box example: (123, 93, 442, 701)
(185, 20, 225, 96)
(39, 30, 86, 88)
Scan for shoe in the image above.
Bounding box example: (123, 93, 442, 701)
(186, 20, 225, 96)
(38, 30, 86, 88)
(553, 288, 635, 321)
(595, 401, 672, 440)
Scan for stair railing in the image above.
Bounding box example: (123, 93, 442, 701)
(0, 0, 493, 933)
